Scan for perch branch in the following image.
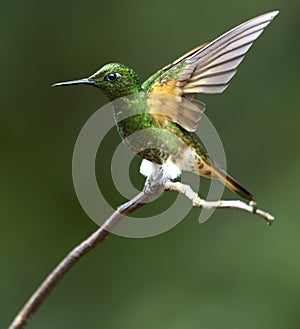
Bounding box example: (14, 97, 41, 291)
(7, 175, 165, 329)
(8, 175, 274, 329)
(164, 180, 274, 225)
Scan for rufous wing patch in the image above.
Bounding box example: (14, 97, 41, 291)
(147, 81, 206, 132)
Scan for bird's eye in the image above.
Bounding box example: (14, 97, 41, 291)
(105, 72, 121, 82)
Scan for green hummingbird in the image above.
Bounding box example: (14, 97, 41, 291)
(53, 11, 279, 201)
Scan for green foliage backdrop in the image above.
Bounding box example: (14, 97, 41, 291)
(1, 0, 299, 328)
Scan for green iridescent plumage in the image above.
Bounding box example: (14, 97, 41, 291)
(53, 11, 279, 201)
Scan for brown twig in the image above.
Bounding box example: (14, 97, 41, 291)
(8, 175, 165, 329)
(8, 175, 274, 328)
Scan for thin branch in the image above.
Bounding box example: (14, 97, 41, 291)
(8, 175, 165, 329)
(8, 175, 274, 329)
(164, 180, 275, 225)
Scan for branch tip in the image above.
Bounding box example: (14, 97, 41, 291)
(164, 180, 275, 225)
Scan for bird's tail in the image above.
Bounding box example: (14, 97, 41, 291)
(211, 165, 253, 201)
(181, 149, 253, 201)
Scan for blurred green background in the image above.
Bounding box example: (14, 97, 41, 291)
(1, 0, 299, 328)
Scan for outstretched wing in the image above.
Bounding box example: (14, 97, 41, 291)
(143, 11, 279, 132)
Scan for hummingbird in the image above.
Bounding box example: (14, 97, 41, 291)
(53, 11, 278, 201)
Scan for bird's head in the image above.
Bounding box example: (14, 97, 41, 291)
(53, 63, 141, 101)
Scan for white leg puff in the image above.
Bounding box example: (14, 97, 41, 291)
(140, 159, 161, 178)
(140, 158, 181, 180)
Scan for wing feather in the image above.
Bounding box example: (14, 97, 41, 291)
(144, 11, 279, 131)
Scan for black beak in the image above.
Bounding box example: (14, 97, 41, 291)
(52, 78, 96, 87)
